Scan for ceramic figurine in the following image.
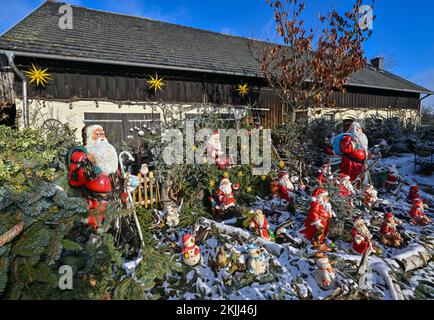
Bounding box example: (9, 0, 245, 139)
(246, 243, 266, 276)
(317, 163, 333, 186)
(409, 198, 431, 226)
(182, 234, 202, 267)
(379, 213, 404, 248)
(278, 171, 296, 206)
(384, 165, 401, 193)
(351, 218, 379, 255)
(163, 201, 180, 227)
(300, 188, 336, 251)
(209, 177, 239, 214)
(249, 209, 274, 241)
(314, 252, 336, 290)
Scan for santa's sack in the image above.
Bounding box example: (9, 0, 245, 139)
(331, 133, 354, 156)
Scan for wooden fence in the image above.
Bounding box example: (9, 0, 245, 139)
(131, 172, 161, 208)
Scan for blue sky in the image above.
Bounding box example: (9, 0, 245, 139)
(1, 0, 433, 108)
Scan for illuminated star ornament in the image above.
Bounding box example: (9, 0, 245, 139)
(147, 74, 165, 93)
(236, 83, 249, 97)
(24, 64, 52, 87)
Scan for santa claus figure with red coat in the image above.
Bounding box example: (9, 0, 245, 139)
(379, 212, 404, 248)
(249, 209, 274, 241)
(67, 125, 128, 229)
(408, 198, 431, 226)
(209, 177, 239, 214)
(206, 130, 230, 170)
(338, 174, 355, 197)
(407, 184, 428, 204)
(384, 165, 401, 193)
(300, 188, 336, 250)
(336, 122, 368, 182)
(317, 163, 334, 186)
(351, 218, 378, 255)
(278, 171, 296, 205)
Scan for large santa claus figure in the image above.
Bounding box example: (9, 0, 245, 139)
(67, 125, 126, 229)
(209, 177, 239, 213)
(300, 188, 336, 249)
(336, 122, 368, 182)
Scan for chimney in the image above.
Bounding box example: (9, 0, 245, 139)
(371, 56, 384, 71)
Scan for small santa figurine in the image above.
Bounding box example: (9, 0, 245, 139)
(351, 218, 377, 255)
(338, 174, 355, 197)
(379, 213, 404, 248)
(314, 252, 336, 290)
(206, 130, 230, 170)
(363, 184, 379, 208)
(384, 165, 401, 193)
(181, 234, 202, 267)
(278, 171, 296, 205)
(317, 163, 333, 186)
(407, 184, 428, 204)
(300, 188, 336, 250)
(249, 209, 274, 241)
(67, 125, 128, 229)
(209, 177, 239, 213)
(408, 198, 431, 226)
(246, 243, 267, 275)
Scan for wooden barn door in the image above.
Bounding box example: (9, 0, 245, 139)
(84, 113, 125, 145)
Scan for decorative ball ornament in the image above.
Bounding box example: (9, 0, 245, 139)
(151, 130, 157, 135)
(24, 64, 52, 87)
(129, 128, 134, 132)
(138, 130, 145, 137)
(143, 124, 147, 129)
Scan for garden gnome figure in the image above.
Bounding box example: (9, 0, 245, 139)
(249, 209, 274, 241)
(409, 199, 431, 226)
(300, 188, 336, 251)
(314, 252, 336, 290)
(182, 234, 202, 266)
(209, 177, 239, 213)
(246, 243, 266, 275)
(380, 213, 404, 248)
(67, 124, 127, 229)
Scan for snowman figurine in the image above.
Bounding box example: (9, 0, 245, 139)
(246, 243, 267, 276)
(181, 234, 202, 267)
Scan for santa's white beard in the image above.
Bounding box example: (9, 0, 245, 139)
(87, 141, 119, 174)
(279, 177, 294, 190)
(343, 181, 354, 193)
(220, 183, 232, 196)
(356, 224, 372, 238)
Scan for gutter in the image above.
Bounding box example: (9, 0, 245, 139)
(1, 50, 28, 127)
(9, 50, 262, 78)
(418, 93, 432, 125)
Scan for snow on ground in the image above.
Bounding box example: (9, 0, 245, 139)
(151, 153, 433, 300)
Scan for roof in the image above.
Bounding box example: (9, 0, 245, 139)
(0, 1, 432, 95)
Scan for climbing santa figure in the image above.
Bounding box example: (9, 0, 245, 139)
(67, 125, 127, 229)
(209, 177, 239, 214)
(332, 122, 368, 183)
(300, 188, 336, 251)
(408, 198, 431, 226)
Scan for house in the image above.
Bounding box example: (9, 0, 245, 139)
(0, 1, 432, 144)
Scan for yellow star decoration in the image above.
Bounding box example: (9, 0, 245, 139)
(24, 64, 52, 87)
(147, 74, 165, 93)
(236, 83, 249, 97)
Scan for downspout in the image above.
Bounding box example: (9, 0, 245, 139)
(2, 50, 29, 127)
(419, 94, 431, 126)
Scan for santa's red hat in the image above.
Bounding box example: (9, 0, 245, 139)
(339, 173, 350, 180)
(182, 234, 193, 244)
(384, 212, 394, 219)
(312, 188, 328, 201)
(410, 184, 419, 191)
